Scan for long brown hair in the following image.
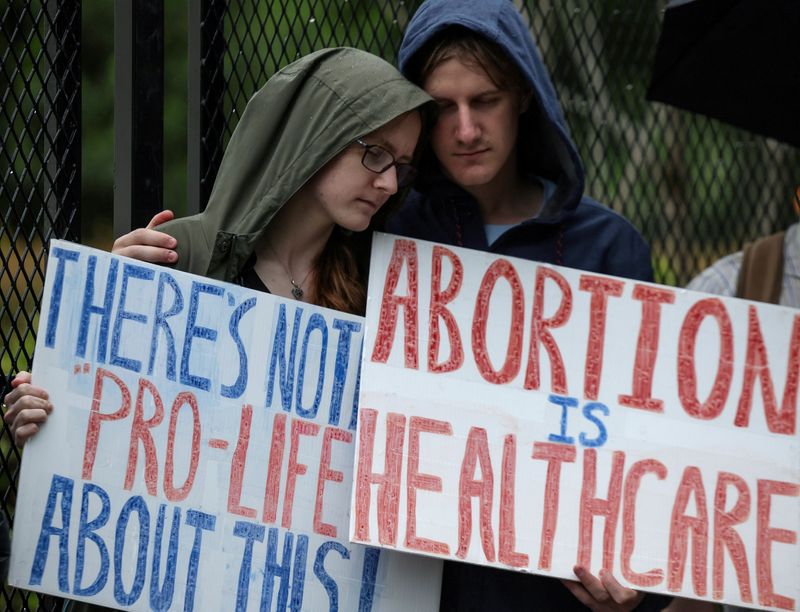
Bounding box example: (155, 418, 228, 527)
(313, 226, 368, 315)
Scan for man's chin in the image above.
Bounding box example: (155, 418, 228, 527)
(444, 167, 495, 189)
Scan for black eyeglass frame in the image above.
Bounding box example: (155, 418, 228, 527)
(355, 139, 417, 188)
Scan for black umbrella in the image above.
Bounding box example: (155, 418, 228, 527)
(647, 0, 800, 147)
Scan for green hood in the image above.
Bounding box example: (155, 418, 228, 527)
(160, 47, 434, 282)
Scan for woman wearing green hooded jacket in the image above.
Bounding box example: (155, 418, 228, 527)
(6, 47, 435, 448)
(3, 47, 434, 611)
(116, 45, 434, 314)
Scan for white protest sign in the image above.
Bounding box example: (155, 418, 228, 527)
(9, 239, 442, 611)
(350, 233, 800, 610)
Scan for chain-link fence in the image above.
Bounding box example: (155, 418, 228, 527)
(2, 1, 799, 609)
(1, 0, 80, 608)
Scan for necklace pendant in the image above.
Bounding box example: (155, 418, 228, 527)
(291, 284, 304, 300)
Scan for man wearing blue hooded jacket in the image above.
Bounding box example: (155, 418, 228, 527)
(388, 0, 653, 283)
(388, 1, 670, 611)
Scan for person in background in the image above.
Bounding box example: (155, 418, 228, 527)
(687, 187, 800, 308)
(685, 187, 800, 612)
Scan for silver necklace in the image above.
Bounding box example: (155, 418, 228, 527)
(266, 242, 312, 300)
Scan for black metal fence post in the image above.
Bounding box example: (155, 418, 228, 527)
(113, 0, 164, 237)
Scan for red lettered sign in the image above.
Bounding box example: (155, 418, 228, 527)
(351, 233, 800, 611)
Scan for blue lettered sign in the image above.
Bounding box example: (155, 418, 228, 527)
(10, 240, 442, 611)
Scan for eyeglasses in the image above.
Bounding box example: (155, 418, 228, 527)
(355, 139, 417, 188)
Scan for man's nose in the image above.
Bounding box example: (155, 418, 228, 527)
(455, 106, 480, 143)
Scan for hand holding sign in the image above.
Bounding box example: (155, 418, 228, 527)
(562, 566, 644, 612)
(111, 210, 178, 265)
(3, 371, 53, 446)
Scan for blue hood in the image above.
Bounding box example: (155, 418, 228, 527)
(398, 0, 585, 220)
